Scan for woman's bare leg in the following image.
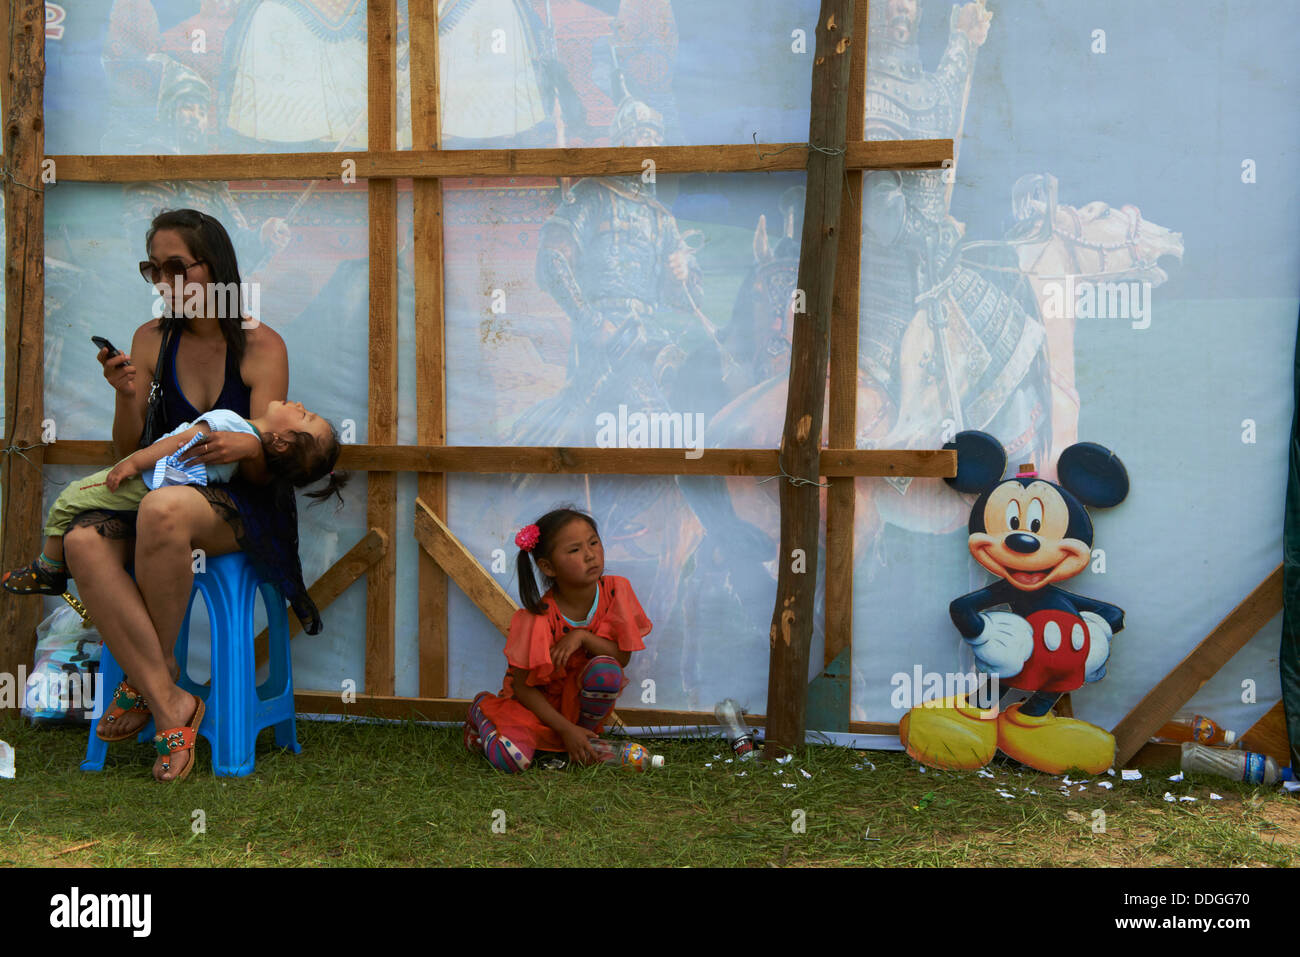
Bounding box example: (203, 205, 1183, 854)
(63, 526, 184, 746)
(134, 486, 240, 780)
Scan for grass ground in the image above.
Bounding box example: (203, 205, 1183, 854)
(1, 714, 1296, 868)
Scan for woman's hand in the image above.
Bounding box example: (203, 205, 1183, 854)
(99, 348, 136, 398)
(179, 430, 261, 469)
(106, 458, 140, 492)
(560, 723, 599, 765)
(551, 629, 589, 671)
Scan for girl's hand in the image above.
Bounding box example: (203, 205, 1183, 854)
(561, 724, 599, 765)
(99, 348, 136, 398)
(550, 629, 588, 671)
(106, 458, 139, 492)
(180, 430, 261, 469)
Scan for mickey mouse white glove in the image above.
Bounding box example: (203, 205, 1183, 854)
(970, 611, 1035, 678)
(1081, 611, 1113, 682)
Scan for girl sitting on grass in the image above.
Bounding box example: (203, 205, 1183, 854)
(465, 507, 651, 772)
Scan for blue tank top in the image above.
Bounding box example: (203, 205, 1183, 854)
(160, 330, 250, 430)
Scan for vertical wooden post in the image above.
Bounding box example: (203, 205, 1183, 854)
(763, 0, 856, 754)
(411, 2, 450, 697)
(824, 0, 867, 670)
(0, 0, 46, 700)
(365, 0, 398, 695)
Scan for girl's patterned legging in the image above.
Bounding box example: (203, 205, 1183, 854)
(468, 656, 624, 774)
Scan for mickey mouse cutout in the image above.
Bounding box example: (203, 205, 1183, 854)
(899, 431, 1129, 774)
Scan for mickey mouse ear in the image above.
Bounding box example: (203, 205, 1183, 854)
(1057, 442, 1129, 508)
(944, 430, 1007, 494)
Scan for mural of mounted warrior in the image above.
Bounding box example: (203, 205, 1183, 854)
(985, 173, 1184, 467)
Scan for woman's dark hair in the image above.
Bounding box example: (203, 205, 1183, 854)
(262, 418, 349, 506)
(146, 208, 247, 361)
(516, 507, 599, 615)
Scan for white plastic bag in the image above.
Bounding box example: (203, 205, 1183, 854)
(22, 603, 102, 724)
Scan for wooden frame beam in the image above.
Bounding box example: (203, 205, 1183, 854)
(824, 0, 868, 678)
(46, 140, 952, 183)
(364, 0, 399, 696)
(411, 2, 450, 699)
(46, 440, 956, 477)
(0, 0, 46, 690)
(293, 690, 901, 738)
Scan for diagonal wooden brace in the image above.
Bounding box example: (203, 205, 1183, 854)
(1112, 564, 1283, 766)
(414, 496, 518, 636)
(253, 528, 388, 667)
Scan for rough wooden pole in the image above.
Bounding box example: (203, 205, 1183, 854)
(824, 0, 867, 669)
(0, 0, 46, 704)
(763, 0, 856, 755)
(365, 0, 398, 695)
(411, 2, 450, 697)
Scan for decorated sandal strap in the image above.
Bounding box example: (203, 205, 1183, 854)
(111, 682, 147, 713)
(153, 725, 198, 757)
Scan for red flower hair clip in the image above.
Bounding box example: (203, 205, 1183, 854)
(515, 524, 540, 552)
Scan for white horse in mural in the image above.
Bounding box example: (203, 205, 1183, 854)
(996, 173, 1184, 467)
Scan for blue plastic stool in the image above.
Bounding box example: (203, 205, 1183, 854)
(81, 552, 301, 777)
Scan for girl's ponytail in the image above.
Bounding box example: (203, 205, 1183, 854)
(517, 547, 546, 615)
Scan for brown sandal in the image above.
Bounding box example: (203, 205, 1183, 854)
(96, 681, 152, 742)
(153, 695, 204, 782)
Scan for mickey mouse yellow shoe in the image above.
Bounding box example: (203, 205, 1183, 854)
(899, 695, 999, 770)
(996, 701, 1115, 774)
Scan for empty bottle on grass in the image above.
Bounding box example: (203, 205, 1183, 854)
(1180, 742, 1291, 784)
(1157, 713, 1239, 747)
(589, 738, 664, 770)
(715, 698, 756, 762)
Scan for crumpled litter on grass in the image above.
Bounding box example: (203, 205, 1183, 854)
(1122, 769, 1142, 781)
(1210, 792, 1222, 800)
(1098, 781, 1114, 790)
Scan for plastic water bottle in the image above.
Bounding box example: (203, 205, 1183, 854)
(715, 698, 756, 762)
(1156, 713, 1239, 747)
(1180, 742, 1289, 784)
(589, 738, 664, 771)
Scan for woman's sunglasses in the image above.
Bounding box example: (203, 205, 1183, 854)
(138, 258, 205, 284)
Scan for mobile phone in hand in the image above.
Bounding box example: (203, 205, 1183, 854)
(91, 335, 120, 358)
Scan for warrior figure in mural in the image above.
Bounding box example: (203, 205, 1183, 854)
(511, 89, 700, 616)
(523, 92, 699, 451)
(123, 56, 291, 271)
(857, 0, 1051, 537)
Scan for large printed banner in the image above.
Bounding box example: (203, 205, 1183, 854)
(16, 1, 1300, 743)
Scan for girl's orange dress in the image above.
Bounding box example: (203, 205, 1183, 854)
(475, 575, 651, 753)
